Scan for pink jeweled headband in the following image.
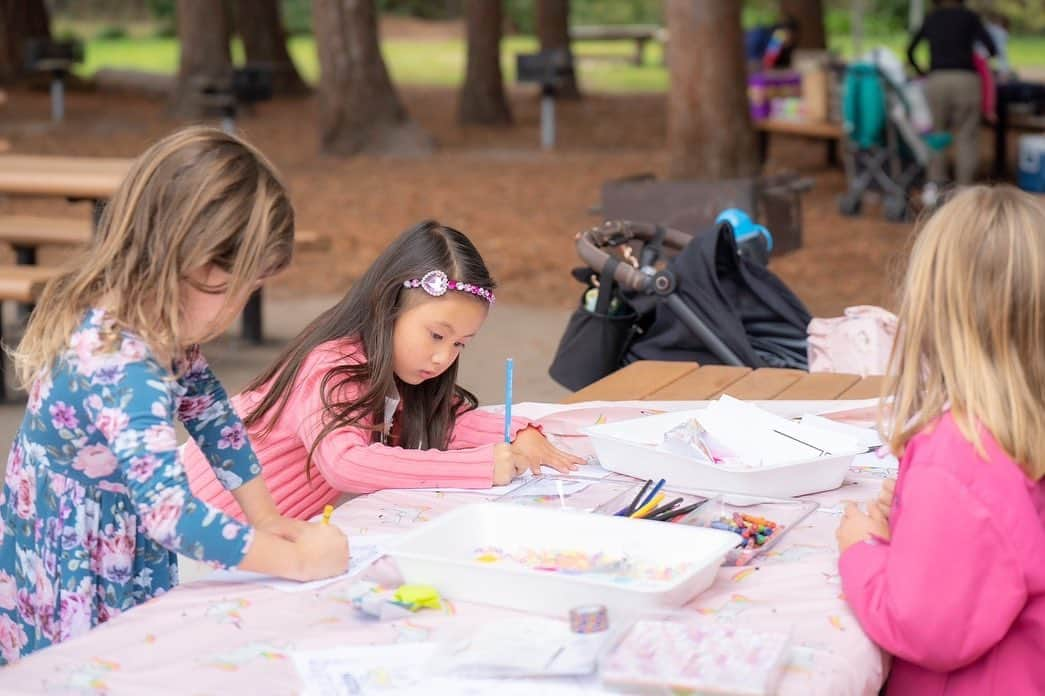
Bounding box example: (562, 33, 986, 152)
(403, 270, 495, 304)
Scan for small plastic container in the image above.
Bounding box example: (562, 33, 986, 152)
(686, 492, 818, 566)
(594, 483, 817, 566)
(599, 609, 791, 695)
(498, 476, 641, 514)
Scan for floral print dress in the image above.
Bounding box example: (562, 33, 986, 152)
(0, 309, 262, 665)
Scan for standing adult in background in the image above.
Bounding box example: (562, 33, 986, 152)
(907, 0, 996, 186)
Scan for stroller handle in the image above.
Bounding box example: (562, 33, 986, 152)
(575, 220, 692, 293)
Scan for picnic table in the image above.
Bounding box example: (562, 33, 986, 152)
(564, 361, 884, 403)
(0, 154, 329, 346)
(0, 392, 890, 694)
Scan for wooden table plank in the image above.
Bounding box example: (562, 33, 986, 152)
(718, 367, 805, 400)
(646, 365, 750, 400)
(0, 155, 130, 199)
(562, 361, 698, 403)
(773, 372, 862, 400)
(837, 376, 886, 400)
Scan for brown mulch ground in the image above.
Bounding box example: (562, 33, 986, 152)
(1, 83, 944, 318)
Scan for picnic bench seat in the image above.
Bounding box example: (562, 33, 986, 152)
(0, 265, 63, 399)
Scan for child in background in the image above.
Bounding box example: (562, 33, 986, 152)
(836, 186, 1045, 695)
(0, 127, 348, 665)
(182, 221, 582, 522)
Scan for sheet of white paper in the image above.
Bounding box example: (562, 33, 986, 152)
(292, 643, 601, 696)
(697, 396, 865, 467)
(800, 414, 883, 448)
(435, 616, 602, 678)
(201, 534, 396, 592)
(849, 451, 899, 473)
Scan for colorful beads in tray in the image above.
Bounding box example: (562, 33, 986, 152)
(709, 512, 779, 548)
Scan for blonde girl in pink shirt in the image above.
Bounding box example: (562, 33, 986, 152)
(836, 185, 1045, 695)
(183, 221, 581, 521)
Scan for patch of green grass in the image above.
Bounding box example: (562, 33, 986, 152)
(74, 31, 1043, 94)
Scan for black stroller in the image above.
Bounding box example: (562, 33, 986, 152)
(549, 219, 812, 391)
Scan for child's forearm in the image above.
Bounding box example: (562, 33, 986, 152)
(230, 475, 281, 526)
(237, 529, 305, 580)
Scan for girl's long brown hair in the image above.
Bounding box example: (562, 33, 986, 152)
(882, 185, 1044, 480)
(12, 126, 295, 385)
(244, 221, 495, 474)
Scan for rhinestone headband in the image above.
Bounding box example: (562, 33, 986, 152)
(403, 270, 495, 304)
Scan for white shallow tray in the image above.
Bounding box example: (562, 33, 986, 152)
(583, 409, 862, 498)
(385, 503, 740, 621)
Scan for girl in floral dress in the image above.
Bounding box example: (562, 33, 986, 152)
(0, 127, 348, 665)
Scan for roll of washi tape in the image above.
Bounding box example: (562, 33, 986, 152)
(570, 604, 609, 633)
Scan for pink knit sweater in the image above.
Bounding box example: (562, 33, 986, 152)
(182, 338, 532, 522)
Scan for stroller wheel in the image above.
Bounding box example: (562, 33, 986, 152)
(884, 196, 908, 223)
(838, 192, 862, 217)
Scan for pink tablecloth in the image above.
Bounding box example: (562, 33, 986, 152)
(0, 401, 889, 695)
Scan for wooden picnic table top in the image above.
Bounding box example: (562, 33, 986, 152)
(570, 24, 663, 40)
(563, 361, 885, 403)
(0, 154, 131, 199)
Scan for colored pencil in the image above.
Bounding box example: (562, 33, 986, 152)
(504, 358, 514, 443)
(650, 500, 707, 522)
(637, 478, 666, 510)
(630, 493, 666, 519)
(617, 479, 652, 516)
(643, 497, 684, 520)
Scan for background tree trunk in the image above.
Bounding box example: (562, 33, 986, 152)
(666, 0, 758, 180)
(458, 0, 512, 125)
(170, 0, 233, 118)
(232, 0, 309, 95)
(313, 0, 433, 156)
(0, 0, 52, 84)
(780, 0, 827, 51)
(536, 0, 580, 99)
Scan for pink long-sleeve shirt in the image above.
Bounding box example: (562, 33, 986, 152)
(839, 413, 1045, 695)
(181, 338, 532, 522)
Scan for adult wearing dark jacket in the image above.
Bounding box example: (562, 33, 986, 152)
(907, 0, 996, 185)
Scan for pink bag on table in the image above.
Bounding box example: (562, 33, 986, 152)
(807, 306, 897, 376)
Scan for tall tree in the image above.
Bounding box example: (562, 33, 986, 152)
(535, 0, 580, 99)
(780, 0, 827, 51)
(0, 0, 51, 83)
(232, 0, 309, 95)
(170, 0, 233, 118)
(313, 0, 432, 155)
(458, 0, 512, 125)
(666, 0, 757, 180)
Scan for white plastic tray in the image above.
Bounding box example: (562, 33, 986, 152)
(583, 409, 862, 498)
(385, 503, 740, 620)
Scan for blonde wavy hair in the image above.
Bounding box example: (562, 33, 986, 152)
(883, 185, 1044, 480)
(12, 126, 295, 387)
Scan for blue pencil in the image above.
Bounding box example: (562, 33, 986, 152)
(638, 478, 666, 510)
(504, 358, 514, 443)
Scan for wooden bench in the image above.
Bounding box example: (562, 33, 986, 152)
(570, 24, 665, 66)
(755, 118, 844, 167)
(0, 215, 331, 345)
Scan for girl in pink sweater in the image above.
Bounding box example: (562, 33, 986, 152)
(836, 185, 1045, 695)
(183, 221, 581, 521)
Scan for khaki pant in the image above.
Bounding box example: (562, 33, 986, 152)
(923, 70, 982, 185)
